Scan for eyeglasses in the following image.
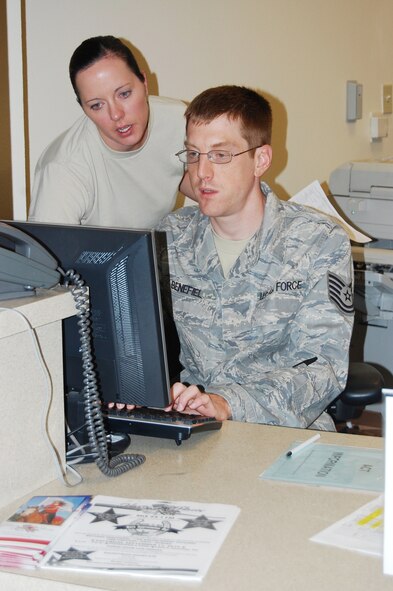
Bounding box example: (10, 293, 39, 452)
(175, 146, 261, 164)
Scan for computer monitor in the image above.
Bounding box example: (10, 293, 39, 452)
(8, 221, 176, 415)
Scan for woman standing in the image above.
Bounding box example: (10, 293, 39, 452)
(29, 36, 192, 227)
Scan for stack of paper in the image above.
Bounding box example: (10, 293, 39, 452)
(0, 495, 91, 569)
(289, 180, 371, 243)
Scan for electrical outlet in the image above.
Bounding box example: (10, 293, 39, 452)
(383, 84, 392, 114)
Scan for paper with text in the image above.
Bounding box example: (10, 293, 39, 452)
(40, 496, 240, 580)
(311, 495, 383, 557)
(290, 180, 371, 243)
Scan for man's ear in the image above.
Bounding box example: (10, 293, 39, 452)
(254, 145, 272, 178)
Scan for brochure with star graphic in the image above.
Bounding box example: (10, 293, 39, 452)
(38, 495, 240, 580)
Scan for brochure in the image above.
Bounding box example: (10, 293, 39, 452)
(0, 495, 240, 580)
(260, 442, 383, 492)
(0, 495, 91, 569)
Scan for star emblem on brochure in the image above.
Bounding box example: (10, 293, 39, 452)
(182, 514, 221, 530)
(88, 507, 127, 524)
(51, 547, 94, 562)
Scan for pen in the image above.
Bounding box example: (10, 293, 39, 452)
(286, 433, 321, 457)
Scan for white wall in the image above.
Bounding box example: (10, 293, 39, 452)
(22, 0, 393, 204)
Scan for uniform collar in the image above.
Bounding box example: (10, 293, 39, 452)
(179, 184, 284, 277)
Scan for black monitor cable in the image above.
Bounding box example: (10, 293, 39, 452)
(63, 268, 146, 477)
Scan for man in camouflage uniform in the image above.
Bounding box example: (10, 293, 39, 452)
(157, 85, 354, 430)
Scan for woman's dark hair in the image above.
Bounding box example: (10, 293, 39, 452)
(69, 35, 144, 103)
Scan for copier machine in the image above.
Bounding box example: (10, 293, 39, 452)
(329, 160, 393, 386)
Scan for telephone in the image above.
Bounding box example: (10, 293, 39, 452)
(0, 222, 60, 300)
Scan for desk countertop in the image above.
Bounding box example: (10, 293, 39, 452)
(0, 421, 388, 590)
(0, 286, 76, 338)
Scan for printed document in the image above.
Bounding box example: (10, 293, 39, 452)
(40, 495, 240, 580)
(311, 495, 383, 557)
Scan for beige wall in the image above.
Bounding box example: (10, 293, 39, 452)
(21, 0, 393, 202)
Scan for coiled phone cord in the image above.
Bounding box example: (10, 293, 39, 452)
(64, 269, 145, 477)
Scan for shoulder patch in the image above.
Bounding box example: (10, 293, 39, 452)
(328, 272, 354, 315)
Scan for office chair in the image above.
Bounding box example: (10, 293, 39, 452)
(327, 361, 384, 429)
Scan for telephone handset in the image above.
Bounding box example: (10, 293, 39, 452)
(0, 221, 60, 300)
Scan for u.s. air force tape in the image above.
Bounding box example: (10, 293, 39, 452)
(328, 271, 354, 315)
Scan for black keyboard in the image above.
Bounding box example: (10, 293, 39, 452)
(105, 406, 222, 445)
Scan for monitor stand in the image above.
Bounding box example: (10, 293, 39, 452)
(65, 390, 130, 464)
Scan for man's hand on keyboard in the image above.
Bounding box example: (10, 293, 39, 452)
(107, 402, 136, 411)
(167, 382, 231, 421)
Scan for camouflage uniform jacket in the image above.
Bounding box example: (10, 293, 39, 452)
(156, 185, 354, 430)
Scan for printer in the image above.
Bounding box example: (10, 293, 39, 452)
(329, 160, 393, 386)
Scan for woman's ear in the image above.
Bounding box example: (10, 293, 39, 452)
(142, 72, 149, 96)
(254, 144, 272, 178)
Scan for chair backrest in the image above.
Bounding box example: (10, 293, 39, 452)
(327, 361, 383, 423)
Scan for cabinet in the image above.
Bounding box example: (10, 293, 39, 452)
(0, 287, 76, 506)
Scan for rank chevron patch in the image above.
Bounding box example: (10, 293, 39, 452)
(328, 272, 354, 315)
